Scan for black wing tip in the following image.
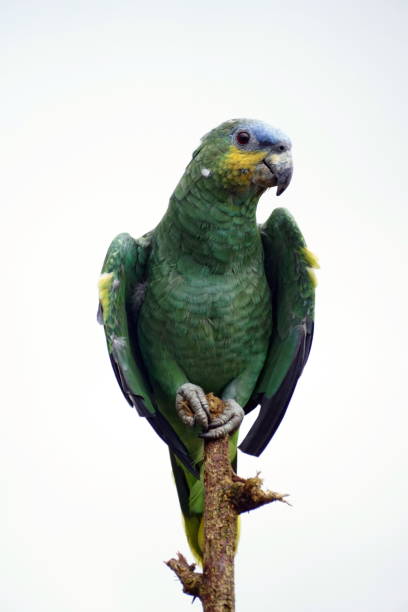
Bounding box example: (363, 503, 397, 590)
(109, 353, 154, 414)
(239, 390, 292, 456)
(240, 323, 314, 457)
(97, 302, 104, 325)
(109, 353, 134, 407)
(107, 354, 198, 477)
(238, 438, 262, 457)
(243, 393, 262, 415)
(148, 412, 199, 478)
(131, 394, 152, 416)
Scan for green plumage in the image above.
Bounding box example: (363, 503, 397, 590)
(98, 119, 317, 561)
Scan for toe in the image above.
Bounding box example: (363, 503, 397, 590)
(201, 399, 244, 438)
(175, 383, 210, 430)
(200, 425, 230, 440)
(190, 392, 209, 429)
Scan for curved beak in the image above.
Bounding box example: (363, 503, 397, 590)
(263, 151, 293, 196)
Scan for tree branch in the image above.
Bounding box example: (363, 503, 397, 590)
(165, 553, 202, 598)
(166, 394, 289, 610)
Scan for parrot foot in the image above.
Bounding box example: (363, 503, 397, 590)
(176, 383, 210, 430)
(200, 399, 244, 440)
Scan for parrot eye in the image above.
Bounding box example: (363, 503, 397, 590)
(236, 131, 251, 145)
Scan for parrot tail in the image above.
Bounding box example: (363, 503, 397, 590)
(170, 451, 205, 562)
(169, 450, 240, 564)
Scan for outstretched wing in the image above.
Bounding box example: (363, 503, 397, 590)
(240, 208, 318, 456)
(98, 232, 196, 474)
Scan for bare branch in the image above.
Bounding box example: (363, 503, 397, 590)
(165, 553, 202, 599)
(167, 394, 289, 611)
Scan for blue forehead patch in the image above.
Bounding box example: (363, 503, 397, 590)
(238, 120, 291, 148)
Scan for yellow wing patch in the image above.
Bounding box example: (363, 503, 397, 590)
(307, 268, 318, 287)
(98, 272, 114, 320)
(301, 247, 320, 288)
(301, 247, 320, 269)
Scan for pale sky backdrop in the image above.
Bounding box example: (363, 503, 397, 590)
(2, 1, 407, 610)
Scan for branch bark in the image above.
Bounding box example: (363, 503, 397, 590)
(166, 394, 289, 611)
(201, 426, 236, 611)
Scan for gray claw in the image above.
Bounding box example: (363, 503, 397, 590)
(201, 399, 244, 440)
(176, 383, 210, 430)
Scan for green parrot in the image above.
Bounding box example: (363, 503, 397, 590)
(98, 118, 318, 561)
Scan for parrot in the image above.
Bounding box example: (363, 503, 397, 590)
(98, 118, 318, 562)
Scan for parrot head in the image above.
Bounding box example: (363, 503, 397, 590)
(195, 118, 293, 196)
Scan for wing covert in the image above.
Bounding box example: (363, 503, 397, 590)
(98, 232, 197, 474)
(240, 208, 318, 456)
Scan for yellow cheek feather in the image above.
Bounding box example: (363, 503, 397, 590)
(98, 272, 114, 320)
(219, 145, 267, 187)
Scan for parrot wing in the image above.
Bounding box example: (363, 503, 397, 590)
(98, 232, 196, 474)
(240, 208, 318, 456)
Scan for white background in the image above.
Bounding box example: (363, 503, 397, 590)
(2, 1, 407, 610)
